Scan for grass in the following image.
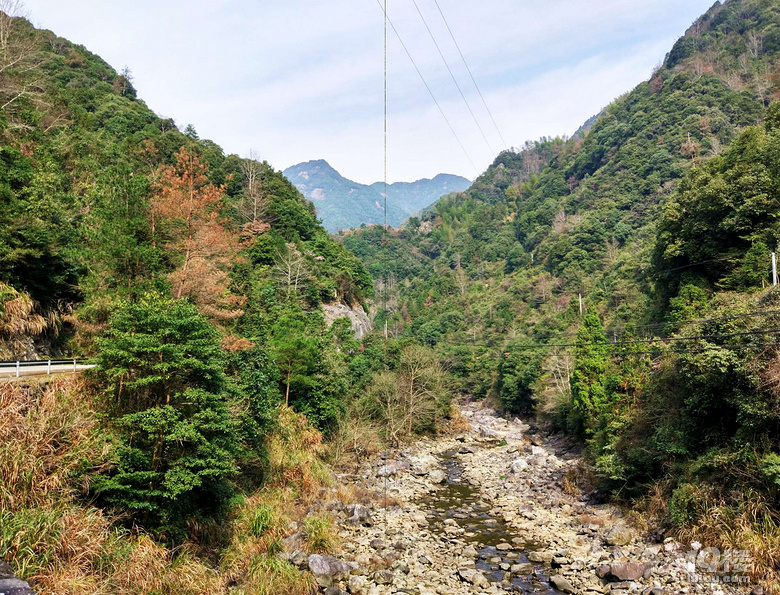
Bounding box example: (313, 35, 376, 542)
(0, 378, 337, 595)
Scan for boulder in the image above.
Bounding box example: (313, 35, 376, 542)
(308, 554, 352, 588)
(510, 458, 529, 473)
(344, 504, 373, 526)
(372, 569, 394, 584)
(605, 525, 633, 546)
(549, 574, 576, 593)
(376, 464, 398, 477)
(608, 561, 652, 581)
(348, 575, 367, 594)
(428, 469, 447, 484)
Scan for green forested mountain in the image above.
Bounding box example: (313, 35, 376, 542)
(0, 11, 423, 592)
(283, 159, 470, 231)
(342, 0, 780, 578)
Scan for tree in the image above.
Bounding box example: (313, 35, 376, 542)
(94, 295, 240, 534)
(152, 145, 244, 321)
(239, 150, 268, 222)
(272, 242, 310, 303)
(362, 344, 449, 442)
(570, 312, 611, 436)
(0, 1, 44, 116)
(268, 308, 319, 406)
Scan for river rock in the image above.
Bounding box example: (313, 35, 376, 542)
(348, 575, 367, 594)
(308, 554, 352, 587)
(372, 569, 394, 584)
(289, 549, 308, 568)
(428, 469, 447, 484)
(605, 526, 633, 546)
(550, 574, 576, 593)
(376, 464, 398, 477)
(608, 561, 651, 581)
(345, 504, 373, 526)
(457, 567, 489, 588)
(510, 458, 529, 473)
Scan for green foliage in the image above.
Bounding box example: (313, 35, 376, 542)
(94, 295, 240, 534)
(669, 483, 700, 527)
(570, 313, 611, 435)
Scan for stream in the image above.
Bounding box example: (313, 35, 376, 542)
(422, 450, 562, 594)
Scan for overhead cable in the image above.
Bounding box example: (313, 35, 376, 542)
(410, 0, 495, 156)
(431, 0, 508, 149)
(373, 0, 480, 175)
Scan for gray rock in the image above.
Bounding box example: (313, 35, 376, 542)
(428, 469, 447, 484)
(510, 458, 529, 473)
(550, 574, 576, 593)
(376, 464, 398, 477)
(344, 504, 373, 526)
(290, 549, 308, 568)
(324, 587, 347, 595)
(348, 575, 367, 594)
(457, 567, 489, 588)
(308, 554, 352, 588)
(0, 578, 35, 594)
(0, 561, 15, 579)
(323, 303, 373, 340)
(372, 569, 394, 584)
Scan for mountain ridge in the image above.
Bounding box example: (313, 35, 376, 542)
(283, 159, 470, 232)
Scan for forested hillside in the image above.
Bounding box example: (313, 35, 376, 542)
(343, 0, 780, 584)
(0, 10, 452, 594)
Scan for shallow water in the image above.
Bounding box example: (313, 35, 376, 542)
(421, 450, 562, 594)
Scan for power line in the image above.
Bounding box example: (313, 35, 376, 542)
(430, 0, 508, 150)
(373, 0, 479, 175)
(500, 327, 780, 349)
(409, 0, 495, 156)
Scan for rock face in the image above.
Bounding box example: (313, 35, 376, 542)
(0, 561, 35, 594)
(323, 303, 372, 339)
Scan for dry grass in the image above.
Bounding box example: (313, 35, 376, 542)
(675, 490, 780, 594)
(0, 283, 56, 357)
(326, 411, 385, 470)
(0, 383, 331, 595)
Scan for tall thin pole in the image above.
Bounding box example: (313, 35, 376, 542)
(579, 293, 583, 316)
(772, 252, 777, 286)
(383, 0, 389, 340)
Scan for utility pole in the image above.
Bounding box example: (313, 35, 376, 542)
(773, 252, 778, 286)
(578, 293, 583, 316)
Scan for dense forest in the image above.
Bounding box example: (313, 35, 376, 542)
(0, 7, 451, 594)
(6, 0, 780, 592)
(342, 0, 780, 586)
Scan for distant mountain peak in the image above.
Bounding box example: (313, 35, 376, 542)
(283, 160, 470, 232)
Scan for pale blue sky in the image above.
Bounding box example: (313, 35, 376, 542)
(23, 0, 715, 183)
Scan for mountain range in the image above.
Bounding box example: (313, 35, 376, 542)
(282, 160, 470, 232)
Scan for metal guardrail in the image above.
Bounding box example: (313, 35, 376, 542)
(0, 359, 95, 378)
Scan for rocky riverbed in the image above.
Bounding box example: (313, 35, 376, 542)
(284, 403, 758, 595)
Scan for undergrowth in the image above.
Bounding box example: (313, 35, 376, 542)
(0, 379, 333, 594)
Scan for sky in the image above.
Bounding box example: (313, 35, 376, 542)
(21, 0, 716, 184)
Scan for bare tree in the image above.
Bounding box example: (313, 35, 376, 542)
(367, 344, 448, 442)
(239, 149, 268, 222)
(748, 31, 764, 59)
(273, 243, 310, 301)
(0, 0, 44, 115)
